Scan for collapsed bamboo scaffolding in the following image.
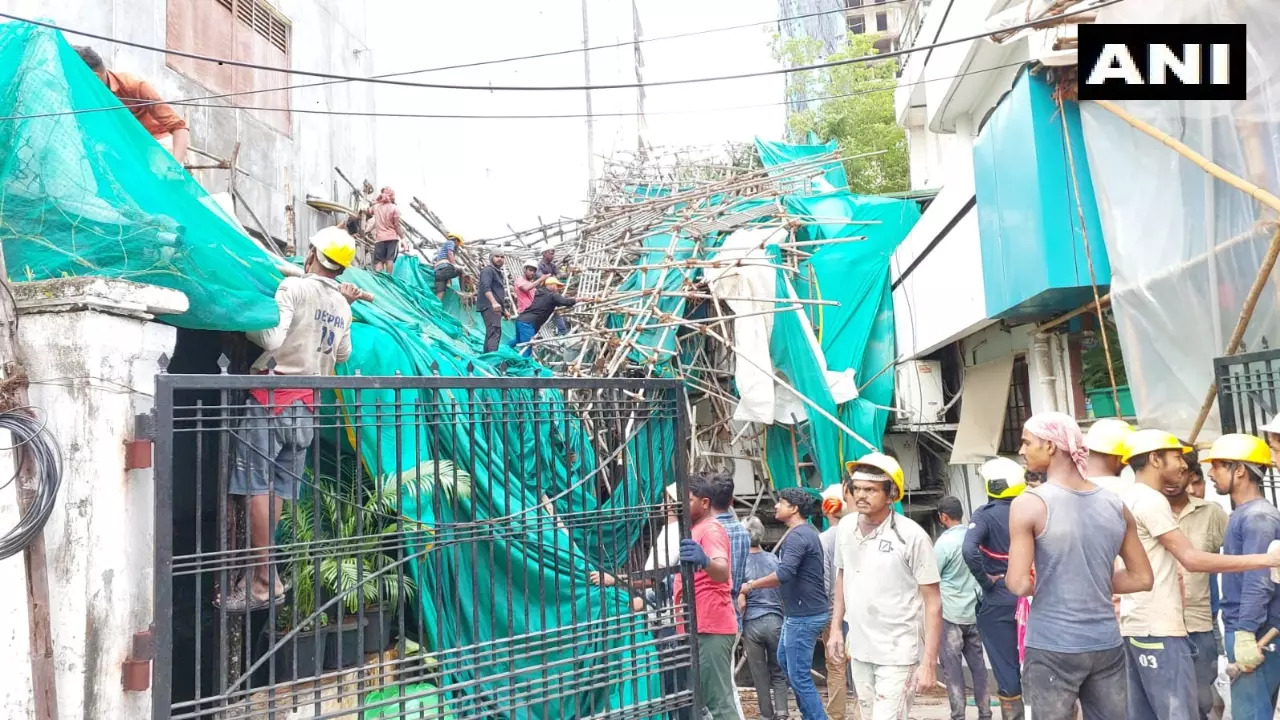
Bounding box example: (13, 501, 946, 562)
(486, 141, 876, 490)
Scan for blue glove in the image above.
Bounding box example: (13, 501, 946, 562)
(680, 538, 709, 568)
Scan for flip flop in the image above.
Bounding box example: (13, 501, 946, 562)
(214, 584, 288, 613)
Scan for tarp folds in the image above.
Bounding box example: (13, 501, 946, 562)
(0, 23, 282, 330)
(1081, 0, 1280, 437)
(756, 137, 850, 194)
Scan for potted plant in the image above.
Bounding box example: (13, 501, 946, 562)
(278, 459, 471, 671)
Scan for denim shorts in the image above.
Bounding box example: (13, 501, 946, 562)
(228, 398, 314, 499)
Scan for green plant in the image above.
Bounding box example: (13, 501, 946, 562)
(772, 33, 909, 196)
(277, 459, 472, 625)
(1080, 310, 1129, 391)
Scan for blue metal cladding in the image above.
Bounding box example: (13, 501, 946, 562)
(973, 67, 1111, 321)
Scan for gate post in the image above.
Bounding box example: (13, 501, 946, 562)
(0, 278, 185, 719)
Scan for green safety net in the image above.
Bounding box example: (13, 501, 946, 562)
(323, 259, 673, 718)
(755, 137, 850, 193)
(0, 23, 282, 330)
(762, 192, 921, 494)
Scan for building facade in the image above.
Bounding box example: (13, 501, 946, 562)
(6, 0, 378, 247)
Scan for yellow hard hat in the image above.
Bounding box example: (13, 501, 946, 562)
(446, 232, 464, 245)
(980, 457, 1027, 499)
(1200, 433, 1272, 466)
(309, 226, 356, 269)
(845, 452, 905, 499)
(1084, 418, 1135, 457)
(1121, 429, 1190, 464)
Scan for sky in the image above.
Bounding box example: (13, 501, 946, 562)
(369, 0, 787, 240)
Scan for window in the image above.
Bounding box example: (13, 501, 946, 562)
(876, 11, 889, 31)
(848, 14, 866, 34)
(999, 356, 1032, 454)
(846, 0, 864, 7)
(166, 0, 292, 134)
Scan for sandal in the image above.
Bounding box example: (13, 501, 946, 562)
(214, 583, 289, 613)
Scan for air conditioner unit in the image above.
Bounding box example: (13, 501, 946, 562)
(895, 360, 945, 425)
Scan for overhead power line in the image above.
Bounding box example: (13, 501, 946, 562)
(0, 61, 1029, 123)
(0, 1, 1120, 93)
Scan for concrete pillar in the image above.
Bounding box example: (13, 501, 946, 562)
(0, 278, 187, 720)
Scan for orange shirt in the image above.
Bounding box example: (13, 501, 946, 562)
(105, 71, 188, 138)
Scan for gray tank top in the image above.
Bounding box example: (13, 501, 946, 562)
(1023, 482, 1127, 653)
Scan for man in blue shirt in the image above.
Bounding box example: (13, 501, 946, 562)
(742, 488, 831, 720)
(935, 496, 992, 720)
(1205, 434, 1280, 720)
(707, 473, 749, 626)
(963, 457, 1026, 720)
(432, 232, 464, 300)
(536, 248, 570, 335)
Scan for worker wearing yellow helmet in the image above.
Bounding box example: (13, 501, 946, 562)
(829, 452, 943, 717)
(1119, 430, 1280, 719)
(962, 456, 1027, 718)
(220, 226, 362, 613)
(1201, 432, 1280, 713)
(431, 232, 466, 301)
(1084, 418, 1135, 494)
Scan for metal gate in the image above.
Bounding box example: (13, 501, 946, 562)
(152, 365, 698, 719)
(1214, 347, 1280, 497)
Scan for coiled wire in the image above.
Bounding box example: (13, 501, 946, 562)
(0, 408, 62, 560)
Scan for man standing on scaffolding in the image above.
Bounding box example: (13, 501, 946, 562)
(476, 251, 511, 353)
(218, 227, 362, 612)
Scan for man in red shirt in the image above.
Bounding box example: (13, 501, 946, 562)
(677, 473, 739, 720)
(74, 46, 190, 165)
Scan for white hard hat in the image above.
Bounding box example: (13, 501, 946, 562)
(523, 259, 539, 270)
(1261, 413, 1280, 437)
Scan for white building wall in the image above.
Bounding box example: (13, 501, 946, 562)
(5, 0, 378, 244)
(0, 278, 185, 720)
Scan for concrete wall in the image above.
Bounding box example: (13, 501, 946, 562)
(0, 278, 184, 720)
(7, 0, 377, 245)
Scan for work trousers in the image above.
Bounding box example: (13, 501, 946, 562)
(1187, 630, 1219, 720)
(1022, 645, 1127, 720)
(1123, 635, 1198, 720)
(1226, 629, 1280, 720)
(824, 620, 849, 719)
(743, 614, 788, 720)
(480, 307, 503, 353)
(940, 620, 992, 720)
(778, 613, 830, 719)
(976, 600, 1021, 699)
(697, 633, 738, 720)
(509, 320, 537, 357)
(849, 660, 916, 720)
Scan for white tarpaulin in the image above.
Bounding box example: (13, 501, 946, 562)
(706, 227, 857, 426)
(1080, 0, 1280, 438)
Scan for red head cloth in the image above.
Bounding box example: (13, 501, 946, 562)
(377, 186, 396, 204)
(1023, 411, 1090, 479)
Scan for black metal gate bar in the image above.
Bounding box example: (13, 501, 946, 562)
(152, 370, 697, 719)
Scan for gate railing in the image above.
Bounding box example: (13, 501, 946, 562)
(153, 366, 697, 719)
(1214, 346, 1280, 496)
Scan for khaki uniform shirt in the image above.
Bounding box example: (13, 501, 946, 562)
(1119, 482, 1187, 637)
(1177, 497, 1228, 633)
(836, 511, 940, 666)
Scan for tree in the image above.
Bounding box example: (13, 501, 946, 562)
(774, 34, 909, 196)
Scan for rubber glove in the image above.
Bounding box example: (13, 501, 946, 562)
(1235, 630, 1265, 672)
(679, 538, 708, 568)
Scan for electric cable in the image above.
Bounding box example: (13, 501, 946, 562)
(0, 408, 63, 560)
(0, 0, 1121, 93)
(0, 60, 1029, 123)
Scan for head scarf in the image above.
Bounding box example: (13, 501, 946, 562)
(1024, 411, 1090, 479)
(377, 186, 396, 204)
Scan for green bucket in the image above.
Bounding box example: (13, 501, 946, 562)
(1087, 385, 1135, 418)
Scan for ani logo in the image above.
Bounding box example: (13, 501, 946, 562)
(1078, 24, 1245, 101)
